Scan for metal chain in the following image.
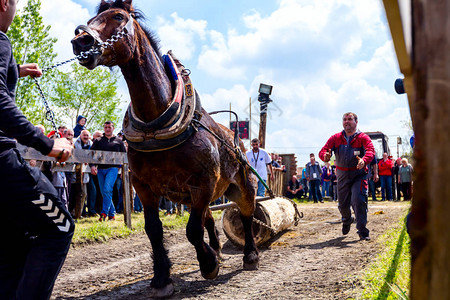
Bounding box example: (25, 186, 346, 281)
(33, 77, 60, 137)
(41, 27, 128, 73)
(253, 216, 277, 235)
(283, 196, 304, 226)
(32, 25, 130, 134)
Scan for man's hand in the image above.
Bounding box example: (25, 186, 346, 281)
(90, 166, 98, 176)
(19, 63, 42, 78)
(374, 174, 379, 182)
(48, 138, 72, 162)
(323, 151, 331, 162)
(270, 172, 275, 181)
(356, 156, 365, 170)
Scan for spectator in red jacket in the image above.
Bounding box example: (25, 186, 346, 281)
(378, 153, 393, 201)
(319, 112, 375, 241)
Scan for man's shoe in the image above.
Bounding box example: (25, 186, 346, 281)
(319, 199, 324, 203)
(108, 216, 116, 221)
(99, 213, 106, 222)
(342, 217, 354, 235)
(359, 234, 371, 241)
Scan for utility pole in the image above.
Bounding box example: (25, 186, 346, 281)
(257, 83, 273, 148)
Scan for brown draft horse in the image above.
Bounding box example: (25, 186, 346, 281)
(72, 0, 259, 297)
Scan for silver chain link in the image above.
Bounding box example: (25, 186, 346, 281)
(253, 216, 277, 235)
(33, 77, 60, 137)
(42, 26, 127, 73)
(34, 26, 129, 133)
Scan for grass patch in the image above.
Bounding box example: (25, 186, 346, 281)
(72, 210, 222, 245)
(358, 213, 411, 299)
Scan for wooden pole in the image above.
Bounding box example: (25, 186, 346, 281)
(259, 101, 268, 148)
(122, 163, 132, 229)
(249, 97, 252, 141)
(409, 1, 450, 299)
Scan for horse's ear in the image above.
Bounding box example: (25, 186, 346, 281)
(119, 0, 133, 11)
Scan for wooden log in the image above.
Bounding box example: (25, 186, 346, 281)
(210, 196, 274, 211)
(221, 197, 296, 247)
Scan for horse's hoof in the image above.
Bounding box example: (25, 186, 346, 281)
(201, 262, 220, 280)
(216, 249, 224, 262)
(149, 283, 174, 298)
(243, 252, 259, 270)
(243, 260, 259, 270)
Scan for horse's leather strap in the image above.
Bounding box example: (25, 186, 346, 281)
(123, 51, 202, 152)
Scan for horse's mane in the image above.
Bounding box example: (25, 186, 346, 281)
(97, 0, 163, 58)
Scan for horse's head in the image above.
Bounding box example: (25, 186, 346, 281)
(71, 0, 137, 70)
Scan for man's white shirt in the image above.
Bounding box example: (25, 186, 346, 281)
(246, 148, 271, 181)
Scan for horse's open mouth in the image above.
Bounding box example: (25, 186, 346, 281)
(76, 54, 100, 70)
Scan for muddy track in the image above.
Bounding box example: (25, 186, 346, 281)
(52, 201, 409, 299)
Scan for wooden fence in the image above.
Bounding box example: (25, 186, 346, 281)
(266, 153, 297, 196)
(17, 144, 133, 229)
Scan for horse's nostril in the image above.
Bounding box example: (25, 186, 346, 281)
(80, 35, 95, 47)
(73, 34, 95, 50)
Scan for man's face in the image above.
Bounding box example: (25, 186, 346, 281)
(1, 0, 17, 33)
(80, 131, 89, 143)
(342, 114, 357, 133)
(79, 118, 86, 126)
(383, 153, 388, 160)
(310, 156, 315, 163)
(64, 129, 74, 141)
(251, 141, 259, 151)
(104, 123, 114, 136)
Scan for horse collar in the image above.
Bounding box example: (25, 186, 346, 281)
(123, 51, 203, 152)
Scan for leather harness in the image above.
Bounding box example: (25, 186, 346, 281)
(123, 51, 202, 152)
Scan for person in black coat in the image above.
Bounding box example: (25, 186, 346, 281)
(0, 1, 74, 298)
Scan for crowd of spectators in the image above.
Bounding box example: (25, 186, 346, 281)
(30, 116, 145, 221)
(30, 117, 414, 216)
(283, 152, 413, 202)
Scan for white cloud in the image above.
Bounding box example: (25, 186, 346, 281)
(40, 0, 92, 61)
(156, 13, 207, 60)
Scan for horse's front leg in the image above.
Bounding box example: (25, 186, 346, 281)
(186, 205, 219, 280)
(143, 202, 174, 297)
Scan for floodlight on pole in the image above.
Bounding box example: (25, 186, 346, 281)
(257, 83, 273, 148)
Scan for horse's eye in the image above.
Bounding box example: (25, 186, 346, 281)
(113, 14, 124, 21)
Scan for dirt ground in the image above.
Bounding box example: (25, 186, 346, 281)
(51, 201, 409, 300)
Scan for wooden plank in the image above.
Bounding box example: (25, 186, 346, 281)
(17, 144, 128, 165)
(382, 0, 414, 114)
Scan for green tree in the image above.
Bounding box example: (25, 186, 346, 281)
(51, 63, 123, 132)
(7, 0, 124, 132)
(7, 0, 58, 126)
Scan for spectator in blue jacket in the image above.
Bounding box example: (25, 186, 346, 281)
(73, 115, 86, 138)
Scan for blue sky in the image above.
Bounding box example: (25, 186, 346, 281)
(19, 0, 412, 165)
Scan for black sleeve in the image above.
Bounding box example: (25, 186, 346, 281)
(119, 139, 126, 152)
(0, 35, 53, 154)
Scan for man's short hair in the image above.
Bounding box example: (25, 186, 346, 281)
(104, 121, 114, 128)
(343, 112, 358, 122)
(310, 153, 315, 157)
(251, 138, 260, 144)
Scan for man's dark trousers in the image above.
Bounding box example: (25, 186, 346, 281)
(336, 169, 369, 237)
(0, 148, 74, 300)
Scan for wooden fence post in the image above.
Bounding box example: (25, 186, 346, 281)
(122, 163, 132, 229)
